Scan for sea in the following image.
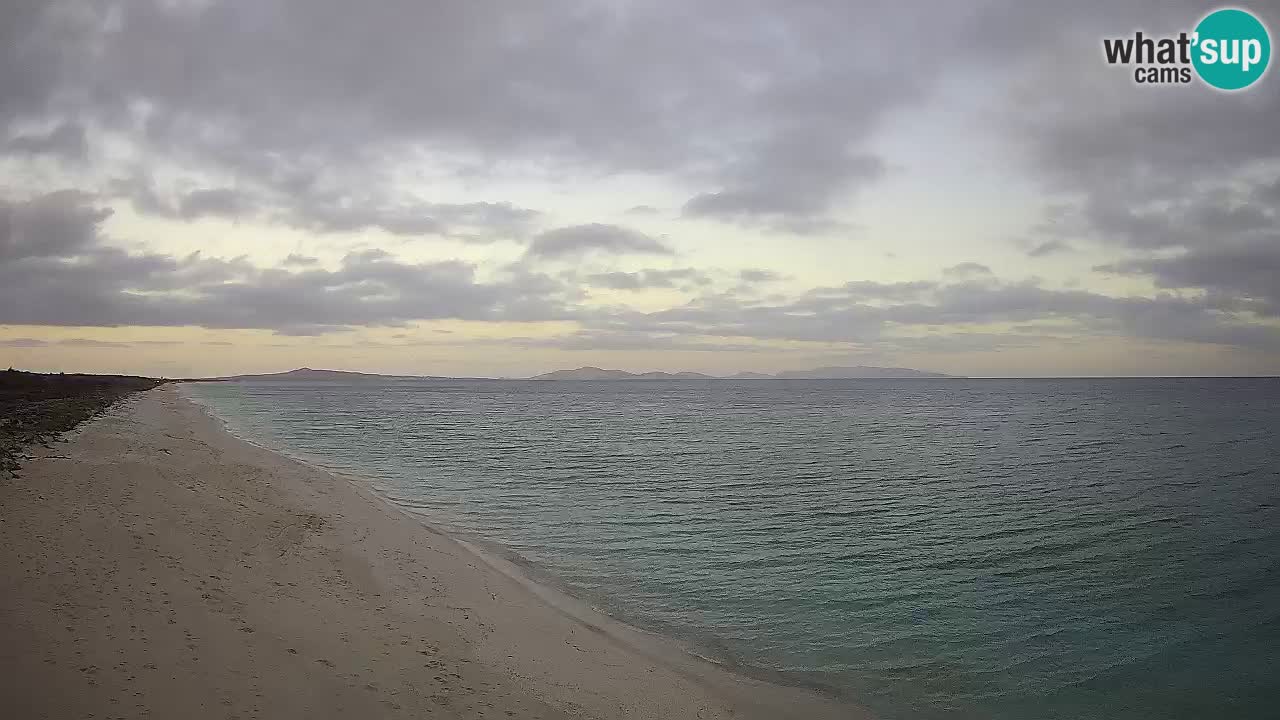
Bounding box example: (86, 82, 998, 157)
(181, 377, 1280, 720)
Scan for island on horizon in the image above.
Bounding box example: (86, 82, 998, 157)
(529, 365, 958, 380)
(183, 365, 960, 382)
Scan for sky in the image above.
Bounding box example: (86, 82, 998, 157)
(1, 0, 1278, 378)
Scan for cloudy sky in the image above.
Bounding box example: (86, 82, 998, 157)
(2, 0, 1278, 378)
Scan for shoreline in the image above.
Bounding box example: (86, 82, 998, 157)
(180, 383, 862, 711)
(178, 384, 852, 702)
(1, 384, 865, 718)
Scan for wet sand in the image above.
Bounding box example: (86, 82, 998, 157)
(0, 385, 863, 719)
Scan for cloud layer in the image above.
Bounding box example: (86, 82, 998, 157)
(2, 1, 1279, 373)
(3, 190, 1275, 359)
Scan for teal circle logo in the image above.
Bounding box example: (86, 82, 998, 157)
(1192, 8, 1271, 90)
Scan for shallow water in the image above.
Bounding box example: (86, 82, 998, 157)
(183, 378, 1280, 719)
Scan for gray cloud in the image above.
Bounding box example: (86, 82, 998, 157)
(739, 269, 781, 283)
(990, 1, 1280, 347)
(586, 268, 710, 290)
(1027, 240, 1072, 258)
(683, 139, 885, 232)
(2, 189, 1277, 357)
(0, 245, 572, 332)
(56, 338, 132, 348)
(0, 337, 165, 348)
(0, 1, 986, 235)
(177, 188, 257, 220)
(1097, 235, 1280, 317)
(575, 278, 1280, 353)
(288, 202, 444, 237)
(995, 1, 1278, 192)
(526, 224, 673, 260)
(803, 280, 937, 303)
(500, 331, 769, 354)
(108, 178, 253, 222)
(281, 253, 319, 267)
(5, 120, 87, 160)
(942, 262, 994, 278)
(0, 192, 572, 333)
(108, 176, 539, 240)
(0, 0, 65, 125)
(280, 197, 539, 240)
(2, 2, 1278, 369)
(1, 190, 111, 262)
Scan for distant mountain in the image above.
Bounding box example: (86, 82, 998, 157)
(640, 371, 716, 380)
(188, 365, 957, 383)
(774, 365, 953, 379)
(192, 367, 423, 382)
(530, 367, 634, 380)
(530, 365, 956, 380)
(530, 366, 715, 381)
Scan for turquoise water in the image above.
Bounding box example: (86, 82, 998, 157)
(183, 378, 1280, 719)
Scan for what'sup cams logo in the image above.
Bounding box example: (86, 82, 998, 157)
(1103, 7, 1271, 90)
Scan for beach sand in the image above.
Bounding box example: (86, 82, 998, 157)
(0, 385, 863, 719)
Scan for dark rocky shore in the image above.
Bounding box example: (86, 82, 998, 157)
(0, 369, 165, 476)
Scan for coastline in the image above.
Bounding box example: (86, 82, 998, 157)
(0, 384, 865, 719)
(178, 384, 842, 697)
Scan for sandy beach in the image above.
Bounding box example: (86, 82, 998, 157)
(0, 385, 861, 719)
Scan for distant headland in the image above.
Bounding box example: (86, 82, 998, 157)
(187, 365, 959, 382)
(530, 365, 957, 380)
(189, 367, 427, 382)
